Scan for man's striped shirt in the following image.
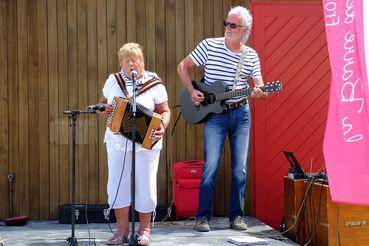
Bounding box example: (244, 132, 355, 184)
(190, 37, 261, 103)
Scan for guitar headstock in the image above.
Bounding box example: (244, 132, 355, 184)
(262, 81, 282, 93)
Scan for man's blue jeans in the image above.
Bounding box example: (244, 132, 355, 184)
(196, 104, 251, 221)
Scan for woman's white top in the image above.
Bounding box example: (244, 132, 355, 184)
(102, 70, 168, 151)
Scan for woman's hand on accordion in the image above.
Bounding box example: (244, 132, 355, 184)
(152, 122, 165, 142)
(153, 101, 170, 142)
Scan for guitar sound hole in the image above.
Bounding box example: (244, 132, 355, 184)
(202, 94, 215, 105)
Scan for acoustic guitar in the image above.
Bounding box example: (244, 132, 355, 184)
(180, 80, 282, 124)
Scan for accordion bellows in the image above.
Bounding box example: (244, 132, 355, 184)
(107, 97, 163, 150)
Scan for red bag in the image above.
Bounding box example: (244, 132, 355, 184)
(172, 160, 204, 218)
(3, 215, 29, 226)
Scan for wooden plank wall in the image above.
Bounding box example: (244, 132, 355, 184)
(0, 0, 249, 220)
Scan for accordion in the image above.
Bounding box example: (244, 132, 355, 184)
(106, 97, 163, 150)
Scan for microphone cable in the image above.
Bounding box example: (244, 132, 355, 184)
(83, 203, 96, 245)
(170, 105, 181, 137)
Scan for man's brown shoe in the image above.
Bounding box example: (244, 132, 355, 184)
(194, 217, 210, 232)
(230, 216, 247, 230)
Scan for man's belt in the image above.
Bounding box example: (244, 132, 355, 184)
(224, 99, 248, 110)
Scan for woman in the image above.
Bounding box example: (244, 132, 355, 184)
(98, 42, 170, 245)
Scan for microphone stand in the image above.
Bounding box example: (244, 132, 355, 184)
(63, 109, 97, 246)
(129, 72, 138, 245)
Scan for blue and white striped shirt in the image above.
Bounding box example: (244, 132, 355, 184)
(190, 37, 261, 102)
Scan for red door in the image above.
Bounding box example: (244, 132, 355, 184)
(250, 1, 330, 229)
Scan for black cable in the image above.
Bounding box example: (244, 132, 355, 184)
(84, 203, 96, 246)
(305, 178, 315, 245)
(308, 179, 315, 243)
(304, 179, 313, 243)
(170, 105, 181, 137)
(303, 178, 323, 246)
(70, 237, 97, 245)
(172, 104, 180, 110)
(310, 180, 323, 245)
(282, 180, 312, 242)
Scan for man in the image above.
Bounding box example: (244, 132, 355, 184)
(177, 6, 267, 232)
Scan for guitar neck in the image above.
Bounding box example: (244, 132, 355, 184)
(212, 81, 281, 101)
(216, 88, 252, 101)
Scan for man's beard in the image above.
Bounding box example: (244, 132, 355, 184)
(225, 31, 238, 41)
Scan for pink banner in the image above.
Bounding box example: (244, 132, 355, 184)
(323, 0, 369, 205)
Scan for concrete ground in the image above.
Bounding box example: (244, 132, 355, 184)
(0, 217, 298, 246)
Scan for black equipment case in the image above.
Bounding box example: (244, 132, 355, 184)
(58, 204, 116, 224)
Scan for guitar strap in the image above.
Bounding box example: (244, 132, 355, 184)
(232, 45, 247, 91)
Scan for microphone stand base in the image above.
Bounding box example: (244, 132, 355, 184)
(128, 234, 139, 245)
(66, 236, 78, 246)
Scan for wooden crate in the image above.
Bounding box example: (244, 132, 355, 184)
(284, 177, 307, 243)
(304, 182, 369, 246)
(284, 177, 369, 245)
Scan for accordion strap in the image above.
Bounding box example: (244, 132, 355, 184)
(114, 72, 130, 98)
(136, 78, 164, 96)
(114, 72, 164, 99)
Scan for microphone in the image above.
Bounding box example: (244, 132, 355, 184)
(86, 104, 105, 111)
(131, 69, 137, 79)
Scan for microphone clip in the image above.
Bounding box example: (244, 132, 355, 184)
(86, 104, 106, 112)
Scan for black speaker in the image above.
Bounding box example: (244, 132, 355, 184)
(58, 204, 116, 224)
(153, 204, 176, 222)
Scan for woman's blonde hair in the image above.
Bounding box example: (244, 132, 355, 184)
(117, 42, 144, 64)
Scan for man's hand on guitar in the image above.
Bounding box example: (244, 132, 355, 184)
(251, 87, 267, 99)
(191, 89, 204, 106)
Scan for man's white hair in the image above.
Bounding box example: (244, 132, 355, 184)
(228, 6, 253, 44)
